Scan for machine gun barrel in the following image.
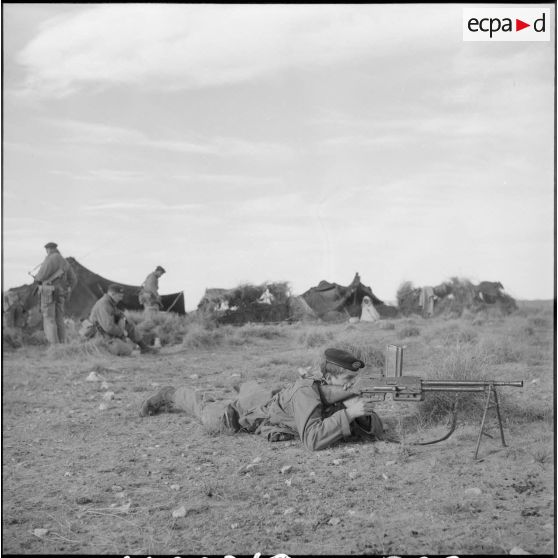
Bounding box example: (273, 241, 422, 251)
(422, 380, 524, 391)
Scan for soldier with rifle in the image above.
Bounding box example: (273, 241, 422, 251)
(32, 242, 77, 344)
(139, 345, 523, 458)
(139, 348, 386, 450)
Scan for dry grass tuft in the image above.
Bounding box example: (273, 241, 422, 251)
(45, 339, 106, 359)
(298, 327, 335, 348)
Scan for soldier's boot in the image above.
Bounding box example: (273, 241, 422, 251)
(139, 386, 176, 417)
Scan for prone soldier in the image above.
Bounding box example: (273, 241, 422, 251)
(139, 348, 385, 451)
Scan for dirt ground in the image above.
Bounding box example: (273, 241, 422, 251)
(2, 307, 555, 555)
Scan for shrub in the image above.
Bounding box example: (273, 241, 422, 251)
(397, 326, 420, 339)
(477, 336, 525, 364)
(235, 324, 287, 341)
(182, 324, 225, 349)
(45, 339, 106, 359)
(418, 344, 491, 423)
(396, 281, 420, 316)
(125, 310, 189, 346)
(298, 328, 334, 348)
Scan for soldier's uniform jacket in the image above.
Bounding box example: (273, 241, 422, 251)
(35, 250, 77, 292)
(142, 273, 159, 297)
(235, 379, 354, 451)
(89, 294, 126, 338)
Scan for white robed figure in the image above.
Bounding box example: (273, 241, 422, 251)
(360, 296, 380, 322)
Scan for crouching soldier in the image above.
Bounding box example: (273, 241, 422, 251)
(88, 284, 157, 356)
(139, 348, 385, 451)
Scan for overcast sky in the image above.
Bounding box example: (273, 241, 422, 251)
(2, 3, 555, 309)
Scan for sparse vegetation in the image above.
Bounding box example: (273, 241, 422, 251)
(2, 301, 553, 555)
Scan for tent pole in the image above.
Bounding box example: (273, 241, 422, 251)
(166, 292, 183, 313)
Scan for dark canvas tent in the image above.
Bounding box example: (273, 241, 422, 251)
(301, 272, 397, 320)
(4, 257, 185, 323)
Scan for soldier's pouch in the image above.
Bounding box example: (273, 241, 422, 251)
(39, 285, 55, 306)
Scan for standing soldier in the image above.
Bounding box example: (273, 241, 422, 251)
(33, 242, 77, 344)
(139, 266, 166, 314)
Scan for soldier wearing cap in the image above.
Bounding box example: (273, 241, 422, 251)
(139, 266, 166, 314)
(88, 284, 157, 356)
(139, 348, 385, 451)
(33, 242, 77, 344)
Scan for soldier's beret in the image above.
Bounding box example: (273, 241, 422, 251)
(156, 266, 166, 273)
(324, 348, 365, 371)
(108, 284, 125, 294)
(44, 242, 58, 249)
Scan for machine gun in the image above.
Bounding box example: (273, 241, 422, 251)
(320, 345, 523, 459)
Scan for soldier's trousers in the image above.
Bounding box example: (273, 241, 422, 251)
(41, 292, 66, 344)
(103, 321, 144, 356)
(171, 387, 240, 434)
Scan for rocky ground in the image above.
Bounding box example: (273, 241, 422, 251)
(2, 308, 554, 555)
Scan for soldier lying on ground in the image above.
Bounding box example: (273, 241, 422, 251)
(87, 284, 157, 356)
(139, 348, 386, 451)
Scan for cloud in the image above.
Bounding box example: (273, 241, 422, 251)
(49, 118, 292, 159)
(83, 198, 202, 213)
(17, 4, 456, 97)
(171, 173, 284, 187)
(50, 168, 148, 182)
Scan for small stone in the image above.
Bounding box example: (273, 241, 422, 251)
(102, 391, 115, 401)
(75, 496, 92, 505)
(509, 547, 532, 555)
(285, 478, 292, 486)
(64, 471, 72, 477)
(111, 485, 123, 492)
(309, 471, 316, 477)
(332, 459, 342, 465)
(86, 371, 102, 382)
(280, 465, 292, 474)
(262, 493, 270, 499)
(189, 374, 199, 380)
(172, 506, 186, 518)
(33, 528, 49, 538)
(170, 484, 180, 491)
(230, 523, 238, 529)
(98, 403, 109, 411)
(328, 517, 341, 526)
(464, 487, 482, 496)
(111, 502, 130, 513)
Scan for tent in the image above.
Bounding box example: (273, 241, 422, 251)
(301, 272, 397, 320)
(4, 257, 186, 323)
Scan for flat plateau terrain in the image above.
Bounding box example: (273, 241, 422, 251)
(2, 302, 554, 555)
